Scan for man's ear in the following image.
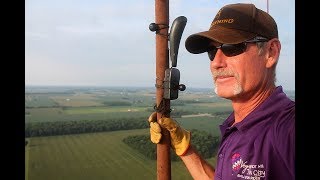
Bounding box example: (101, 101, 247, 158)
(266, 38, 281, 68)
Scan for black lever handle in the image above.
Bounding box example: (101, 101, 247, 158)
(169, 16, 187, 67)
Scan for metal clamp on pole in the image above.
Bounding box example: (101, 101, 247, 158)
(149, 23, 169, 39)
(163, 16, 187, 100)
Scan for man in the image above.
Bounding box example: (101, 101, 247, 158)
(148, 3, 295, 180)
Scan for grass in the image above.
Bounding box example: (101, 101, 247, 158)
(25, 87, 229, 179)
(25, 107, 151, 123)
(64, 106, 146, 114)
(25, 129, 217, 180)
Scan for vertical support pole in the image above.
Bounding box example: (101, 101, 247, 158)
(155, 0, 171, 180)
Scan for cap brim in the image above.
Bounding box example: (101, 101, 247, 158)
(185, 26, 257, 54)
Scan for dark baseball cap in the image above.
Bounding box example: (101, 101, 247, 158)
(185, 3, 278, 54)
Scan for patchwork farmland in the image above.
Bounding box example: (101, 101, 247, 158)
(25, 86, 293, 179)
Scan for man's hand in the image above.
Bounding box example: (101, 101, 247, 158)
(148, 112, 191, 156)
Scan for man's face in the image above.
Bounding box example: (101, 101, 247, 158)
(210, 42, 268, 100)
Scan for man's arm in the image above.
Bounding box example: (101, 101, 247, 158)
(180, 146, 215, 180)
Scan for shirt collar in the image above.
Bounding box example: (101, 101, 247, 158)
(219, 86, 292, 134)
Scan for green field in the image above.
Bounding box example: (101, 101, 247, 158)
(25, 86, 231, 179)
(25, 107, 151, 123)
(26, 129, 218, 180)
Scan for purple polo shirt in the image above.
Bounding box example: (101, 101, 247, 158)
(214, 86, 295, 180)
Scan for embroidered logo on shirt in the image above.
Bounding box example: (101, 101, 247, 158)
(231, 153, 266, 179)
(231, 153, 243, 171)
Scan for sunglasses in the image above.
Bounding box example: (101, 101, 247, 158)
(207, 37, 269, 61)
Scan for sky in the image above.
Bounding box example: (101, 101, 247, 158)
(25, 0, 295, 91)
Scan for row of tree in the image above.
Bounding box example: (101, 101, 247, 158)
(26, 107, 232, 138)
(122, 129, 220, 161)
(25, 118, 149, 137)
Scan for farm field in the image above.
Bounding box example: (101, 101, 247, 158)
(25, 86, 294, 179)
(25, 129, 218, 180)
(25, 86, 232, 124)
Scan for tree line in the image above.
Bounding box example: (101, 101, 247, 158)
(25, 108, 232, 138)
(25, 118, 149, 137)
(122, 129, 220, 161)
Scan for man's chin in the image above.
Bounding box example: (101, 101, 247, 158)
(215, 86, 242, 98)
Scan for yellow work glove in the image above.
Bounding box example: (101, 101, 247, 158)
(148, 112, 191, 156)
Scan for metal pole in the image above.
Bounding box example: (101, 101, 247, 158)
(155, 0, 171, 180)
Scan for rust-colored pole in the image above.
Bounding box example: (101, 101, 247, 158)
(155, 0, 171, 180)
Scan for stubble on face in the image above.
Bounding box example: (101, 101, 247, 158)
(212, 69, 243, 97)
